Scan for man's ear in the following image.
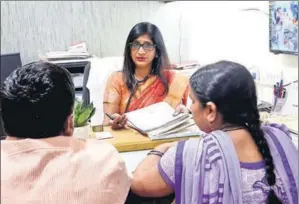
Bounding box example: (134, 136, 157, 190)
(63, 114, 74, 137)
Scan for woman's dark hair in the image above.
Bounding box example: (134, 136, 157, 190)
(190, 60, 282, 204)
(0, 61, 75, 139)
(123, 22, 170, 95)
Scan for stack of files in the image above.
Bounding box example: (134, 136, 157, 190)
(125, 102, 204, 140)
(170, 60, 200, 70)
(45, 51, 92, 61)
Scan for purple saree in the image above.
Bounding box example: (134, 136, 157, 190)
(158, 123, 298, 204)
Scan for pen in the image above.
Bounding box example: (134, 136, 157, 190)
(273, 82, 279, 110)
(105, 113, 116, 120)
(273, 85, 277, 96)
(276, 82, 280, 97)
(105, 113, 126, 126)
(278, 80, 283, 98)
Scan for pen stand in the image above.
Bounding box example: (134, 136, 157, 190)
(272, 97, 286, 113)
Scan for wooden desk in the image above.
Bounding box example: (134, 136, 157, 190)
(90, 126, 198, 153)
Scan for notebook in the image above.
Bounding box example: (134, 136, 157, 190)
(125, 102, 204, 140)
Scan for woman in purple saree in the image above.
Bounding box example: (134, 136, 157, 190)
(131, 60, 298, 204)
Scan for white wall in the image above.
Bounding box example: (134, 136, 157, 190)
(1, 1, 163, 64)
(149, 1, 298, 115)
(149, 2, 190, 64)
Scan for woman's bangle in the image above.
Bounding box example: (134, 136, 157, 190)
(147, 149, 164, 157)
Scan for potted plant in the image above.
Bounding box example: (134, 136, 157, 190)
(73, 100, 96, 139)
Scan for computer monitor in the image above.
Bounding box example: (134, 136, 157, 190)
(1, 52, 22, 86)
(0, 52, 22, 138)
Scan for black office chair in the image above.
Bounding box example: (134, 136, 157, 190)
(82, 62, 91, 106)
(0, 107, 6, 140)
(0, 52, 22, 139)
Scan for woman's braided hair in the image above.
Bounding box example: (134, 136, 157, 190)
(190, 60, 282, 203)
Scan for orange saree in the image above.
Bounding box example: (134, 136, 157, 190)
(103, 70, 189, 115)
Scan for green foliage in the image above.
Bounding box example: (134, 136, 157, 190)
(74, 100, 96, 127)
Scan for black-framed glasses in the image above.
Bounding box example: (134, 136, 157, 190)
(129, 42, 156, 52)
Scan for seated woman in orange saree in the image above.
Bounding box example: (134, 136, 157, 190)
(103, 69, 189, 124)
(103, 22, 189, 130)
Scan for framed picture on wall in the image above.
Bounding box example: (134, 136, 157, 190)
(269, 1, 298, 55)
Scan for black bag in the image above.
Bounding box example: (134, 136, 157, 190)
(125, 190, 175, 204)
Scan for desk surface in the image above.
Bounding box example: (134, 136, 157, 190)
(90, 126, 198, 153)
(89, 116, 298, 153)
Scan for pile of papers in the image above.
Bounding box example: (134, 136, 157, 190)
(125, 102, 204, 140)
(44, 41, 92, 61)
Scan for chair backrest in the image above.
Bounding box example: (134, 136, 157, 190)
(1, 53, 22, 86)
(86, 56, 124, 126)
(82, 62, 91, 106)
(0, 104, 6, 139)
(0, 52, 22, 138)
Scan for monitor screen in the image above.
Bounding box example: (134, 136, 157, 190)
(0, 53, 22, 137)
(0, 53, 22, 86)
(269, 1, 298, 55)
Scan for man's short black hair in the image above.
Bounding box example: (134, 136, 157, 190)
(0, 61, 75, 138)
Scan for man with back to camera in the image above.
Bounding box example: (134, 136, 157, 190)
(0, 61, 131, 204)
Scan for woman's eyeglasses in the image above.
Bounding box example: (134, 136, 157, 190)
(129, 42, 156, 52)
